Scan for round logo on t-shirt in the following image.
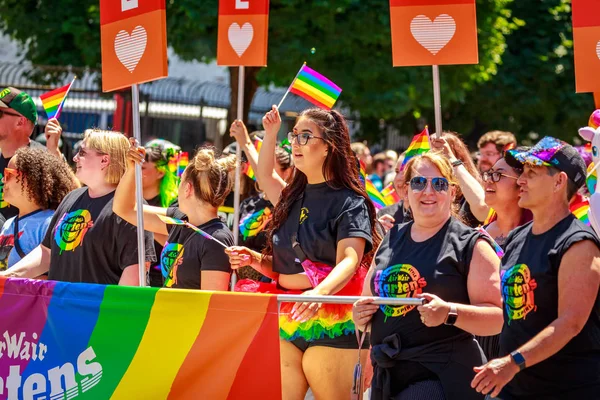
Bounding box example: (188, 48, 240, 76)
(501, 263, 537, 324)
(161, 242, 184, 287)
(53, 209, 93, 254)
(373, 264, 427, 320)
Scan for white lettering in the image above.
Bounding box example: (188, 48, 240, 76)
(0, 375, 3, 395)
(3, 331, 25, 359)
(235, 0, 249, 9)
(121, 0, 138, 12)
(23, 373, 46, 400)
(0, 341, 5, 357)
(6, 365, 22, 400)
(19, 342, 31, 361)
(77, 347, 102, 378)
(38, 343, 47, 361)
(48, 363, 76, 398)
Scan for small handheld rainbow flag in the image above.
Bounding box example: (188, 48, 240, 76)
(158, 214, 229, 248)
(243, 137, 263, 181)
(570, 199, 591, 226)
(366, 177, 386, 210)
(381, 183, 401, 206)
(359, 160, 367, 185)
(240, 207, 272, 240)
(177, 152, 189, 178)
(279, 63, 342, 110)
(39, 76, 77, 120)
(401, 127, 431, 169)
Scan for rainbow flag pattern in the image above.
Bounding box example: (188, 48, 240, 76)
(570, 199, 591, 226)
(401, 127, 431, 169)
(358, 160, 367, 185)
(0, 277, 281, 399)
(243, 138, 263, 181)
(381, 183, 401, 206)
(476, 227, 505, 258)
(39, 77, 76, 120)
(177, 152, 189, 178)
(366, 177, 386, 210)
(587, 162, 597, 195)
(290, 64, 342, 110)
(158, 215, 228, 247)
(240, 207, 272, 240)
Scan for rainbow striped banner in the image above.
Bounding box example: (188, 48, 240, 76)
(381, 183, 401, 206)
(570, 198, 591, 226)
(0, 278, 281, 399)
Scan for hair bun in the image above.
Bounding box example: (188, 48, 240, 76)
(193, 148, 216, 172)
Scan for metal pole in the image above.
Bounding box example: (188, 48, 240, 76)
(276, 295, 425, 306)
(432, 65, 442, 138)
(132, 84, 146, 287)
(231, 66, 245, 289)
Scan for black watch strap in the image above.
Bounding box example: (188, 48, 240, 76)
(451, 159, 464, 167)
(510, 350, 526, 371)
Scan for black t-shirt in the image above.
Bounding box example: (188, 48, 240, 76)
(147, 194, 176, 287)
(499, 215, 600, 399)
(0, 141, 45, 221)
(458, 197, 481, 227)
(161, 208, 233, 289)
(239, 194, 272, 252)
(272, 182, 373, 275)
(377, 201, 412, 225)
(42, 187, 156, 284)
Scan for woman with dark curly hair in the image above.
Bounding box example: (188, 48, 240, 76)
(0, 147, 78, 270)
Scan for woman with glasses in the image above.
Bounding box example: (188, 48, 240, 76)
(226, 106, 380, 400)
(353, 152, 502, 400)
(0, 147, 78, 271)
(2, 129, 156, 284)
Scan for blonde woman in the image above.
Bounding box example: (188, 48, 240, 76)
(2, 129, 156, 284)
(113, 141, 234, 290)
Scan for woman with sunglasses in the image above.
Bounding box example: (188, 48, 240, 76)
(226, 106, 380, 400)
(2, 129, 156, 284)
(0, 147, 78, 271)
(353, 152, 503, 400)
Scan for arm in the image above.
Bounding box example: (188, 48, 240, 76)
(119, 263, 148, 286)
(418, 239, 503, 336)
(113, 143, 169, 236)
(472, 240, 600, 397)
(352, 262, 378, 332)
(225, 246, 279, 280)
(452, 161, 490, 222)
(45, 119, 65, 159)
(1, 244, 51, 278)
(201, 271, 231, 291)
(256, 107, 287, 205)
(313, 237, 366, 295)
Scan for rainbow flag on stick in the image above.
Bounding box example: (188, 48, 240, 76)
(570, 199, 591, 226)
(401, 127, 431, 169)
(39, 76, 77, 120)
(158, 215, 229, 248)
(381, 183, 401, 206)
(243, 137, 263, 181)
(278, 63, 342, 110)
(366, 177, 386, 210)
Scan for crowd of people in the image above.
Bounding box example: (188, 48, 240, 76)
(0, 85, 598, 400)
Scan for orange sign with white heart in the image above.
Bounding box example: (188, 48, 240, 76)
(572, 0, 600, 93)
(100, 0, 168, 92)
(390, 0, 478, 67)
(217, 0, 270, 66)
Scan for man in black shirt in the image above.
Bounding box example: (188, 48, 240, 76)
(0, 87, 63, 220)
(472, 137, 600, 399)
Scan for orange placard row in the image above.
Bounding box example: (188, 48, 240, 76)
(572, 0, 600, 93)
(390, 3, 478, 67)
(217, 0, 269, 66)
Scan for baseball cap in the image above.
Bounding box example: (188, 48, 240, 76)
(0, 87, 38, 124)
(505, 136, 587, 189)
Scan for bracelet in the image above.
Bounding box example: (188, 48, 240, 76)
(451, 159, 464, 167)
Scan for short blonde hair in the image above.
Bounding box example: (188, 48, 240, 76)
(83, 129, 129, 185)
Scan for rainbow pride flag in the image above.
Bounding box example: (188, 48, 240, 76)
(39, 77, 76, 120)
(177, 152, 189, 178)
(240, 207, 272, 240)
(401, 127, 431, 168)
(570, 199, 591, 226)
(359, 160, 367, 185)
(243, 137, 263, 181)
(366, 177, 386, 210)
(0, 277, 281, 399)
(381, 183, 401, 206)
(289, 64, 342, 110)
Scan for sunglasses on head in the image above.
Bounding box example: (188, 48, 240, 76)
(409, 176, 449, 193)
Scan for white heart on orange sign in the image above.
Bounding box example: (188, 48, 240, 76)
(410, 14, 456, 55)
(596, 40, 600, 60)
(114, 26, 147, 73)
(228, 23, 254, 57)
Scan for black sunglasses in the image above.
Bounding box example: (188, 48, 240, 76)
(409, 176, 449, 193)
(287, 132, 326, 146)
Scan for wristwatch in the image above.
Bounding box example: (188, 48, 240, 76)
(510, 350, 526, 371)
(451, 159, 464, 167)
(444, 303, 458, 326)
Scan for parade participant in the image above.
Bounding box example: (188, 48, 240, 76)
(1, 129, 155, 284)
(472, 137, 600, 399)
(477, 131, 517, 173)
(477, 154, 532, 360)
(142, 139, 181, 286)
(353, 152, 503, 400)
(432, 132, 487, 225)
(113, 141, 233, 291)
(351, 141, 373, 173)
(378, 156, 411, 232)
(0, 87, 63, 221)
(0, 147, 78, 270)
(226, 106, 380, 400)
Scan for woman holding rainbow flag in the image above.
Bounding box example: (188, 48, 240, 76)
(226, 105, 380, 399)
